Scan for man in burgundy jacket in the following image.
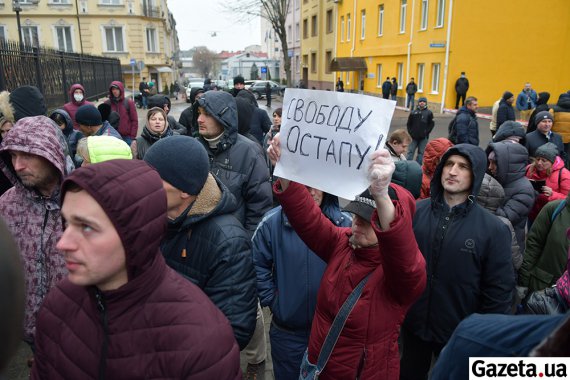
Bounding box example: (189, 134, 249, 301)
(104, 81, 138, 145)
(267, 139, 426, 379)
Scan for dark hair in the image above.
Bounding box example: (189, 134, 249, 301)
(273, 107, 282, 117)
(49, 112, 66, 126)
(465, 96, 478, 106)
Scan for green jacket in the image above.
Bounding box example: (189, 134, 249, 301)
(518, 198, 570, 291)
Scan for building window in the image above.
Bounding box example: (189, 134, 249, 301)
(326, 9, 333, 34)
(346, 14, 351, 41)
(436, 0, 445, 27)
(303, 18, 308, 39)
(287, 25, 292, 42)
(378, 4, 384, 36)
(22, 26, 39, 47)
(417, 63, 425, 92)
(420, 0, 428, 30)
(376, 64, 382, 87)
(295, 22, 299, 41)
(146, 28, 157, 52)
(295, 55, 300, 73)
(311, 15, 317, 37)
(399, 0, 407, 33)
(325, 50, 332, 74)
(50, 0, 71, 4)
(0, 26, 6, 43)
(340, 16, 344, 42)
(55, 26, 73, 52)
(103, 26, 124, 52)
(397, 63, 403, 89)
(302, 54, 308, 68)
(311, 52, 317, 73)
(100, 0, 121, 4)
(431, 63, 440, 93)
(360, 10, 366, 40)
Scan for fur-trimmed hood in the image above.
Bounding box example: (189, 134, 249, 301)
(0, 91, 15, 123)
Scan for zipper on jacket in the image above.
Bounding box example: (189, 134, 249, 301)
(356, 346, 367, 379)
(95, 290, 109, 380)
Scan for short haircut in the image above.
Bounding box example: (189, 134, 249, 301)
(465, 96, 478, 106)
(389, 129, 411, 144)
(76, 137, 89, 163)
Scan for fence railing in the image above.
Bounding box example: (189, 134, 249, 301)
(0, 40, 123, 111)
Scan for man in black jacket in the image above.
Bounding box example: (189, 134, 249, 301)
(381, 77, 392, 99)
(144, 135, 257, 350)
(391, 77, 398, 101)
(400, 144, 514, 380)
(406, 97, 434, 164)
(455, 72, 469, 109)
(405, 78, 418, 111)
(496, 91, 515, 129)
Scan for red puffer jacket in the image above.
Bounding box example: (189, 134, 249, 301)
(275, 181, 426, 379)
(526, 156, 570, 221)
(420, 138, 454, 199)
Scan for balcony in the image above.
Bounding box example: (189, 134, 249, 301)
(143, 5, 161, 18)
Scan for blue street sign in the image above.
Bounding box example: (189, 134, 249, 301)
(130, 58, 136, 66)
(261, 67, 267, 73)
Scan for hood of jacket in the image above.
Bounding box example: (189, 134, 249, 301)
(556, 93, 570, 110)
(189, 87, 204, 104)
(235, 96, 255, 135)
(197, 91, 238, 149)
(422, 138, 454, 177)
(237, 90, 259, 108)
(0, 115, 66, 189)
(68, 84, 87, 106)
(392, 160, 423, 198)
(476, 173, 504, 213)
(493, 121, 526, 143)
(9, 86, 46, 121)
(49, 109, 74, 137)
(61, 160, 167, 281)
(0, 91, 15, 123)
(147, 94, 171, 111)
(486, 141, 529, 185)
(430, 143, 487, 202)
(537, 92, 550, 106)
(108, 81, 125, 103)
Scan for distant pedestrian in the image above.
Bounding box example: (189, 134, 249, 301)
(386, 129, 412, 161)
(496, 91, 516, 129)
(104, 81, 138, 145)
(516, 82, 538, 121)
(448, 96, 479, 146)
(390, 77, 398, 101)
(139, 77, 150, 109)
(336, 77, 344, 92)
(405, 77, 418, 111)
(489, 97, 501, 137)
(382, 77, 392, 99)
(230, 75, 246, 97)
(265, 81, 272, 107)
(454, 71, 469, 109)
(527, 92, 551, 133)
(406, 97, 434, 164)
(63, 84, 94, 130)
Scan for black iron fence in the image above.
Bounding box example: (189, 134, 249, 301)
(0, 40, 122, 111)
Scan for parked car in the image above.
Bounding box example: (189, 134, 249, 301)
(249, 81, 286, 99)
(244, 80, 259, 90)
(185, 78, 206, 103)
(214, 80, 229, 91)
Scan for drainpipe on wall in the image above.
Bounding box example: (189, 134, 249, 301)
(351, 0, 357, 88)
(406, 0, 416, 86)
(333, 1, 338, 91)
(440, 0, 454, 113)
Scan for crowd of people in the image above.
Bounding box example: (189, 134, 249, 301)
(0, 75, 570, 380)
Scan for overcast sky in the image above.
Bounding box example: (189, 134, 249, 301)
(168, 0, 261, 52)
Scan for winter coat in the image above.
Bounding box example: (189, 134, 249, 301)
(392, 160, 423, 199)
(0, 116, 68, 344)
(253, 195, 351, 333)
(550, 94, 570, 143)
(250, 108, 272, 144)
(132, 125, 174, 160)
(386, 142, 406, 161)
(489, 99, 501, 132)
(455, 77, 469, 95)
(49, 109, 83, 166)
(179, 87, 204, 136)
(496, 99, 516, 128)
(381, 80, 392, 96)
(450, 106, 479, 146)
(493, 120, 526, 144)
(160, 174, 257, 350)
(62, 83, 94, 130)
(407, 106, 434, 140)
(525, 129, 564, 158)
(556, 229, 570, 305)
(420, 138, 454, 199)
(476, 173, 522, 271)
(274, 181, 426, 380)
(104, 81, 138, 139)
(526, 92, 551, 134)
(487, 141, 535, 251)
(390, 80, 398, 95)
(519, 198, 570, 292)
(407, 144, 514, 345)
(197, 92, 272, 235)
(31, 160, 241, 380)
(516, 89, 538, 111)
(526, 156, 570, 220)
(406, 82, 418, 95)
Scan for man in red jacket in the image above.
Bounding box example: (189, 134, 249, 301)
(267, 138, 426, 379)
(104, 81, 138, 145)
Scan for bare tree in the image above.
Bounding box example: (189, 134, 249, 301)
(192, 46, 218, 78)
(224, 0, 291, 86)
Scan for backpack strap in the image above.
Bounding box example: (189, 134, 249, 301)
(551, 200, 567, 224)
(123, 97, 130, 113)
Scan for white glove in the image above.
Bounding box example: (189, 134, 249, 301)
(368, 149, 395, 198)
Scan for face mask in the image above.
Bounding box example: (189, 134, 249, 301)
(73, 93, 84, 102)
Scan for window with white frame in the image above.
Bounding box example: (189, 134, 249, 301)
(50, 0, 71, 4)
(0, 26, 6, 43)
(420, 0, 428, 30)
(19, 0, 34, 3)
(436, 0, 445, 27)
(397, 63, 403, 88)
(378, 4, 384, 36)
(100, 0, 121, 4)
(22, 26, 39, 46)
(55, 26, 73, 52)
(346, 14, 351, 41)
(340, 16, 344, 42)
(399, 0, 407, 33)
(431, 63, 440, 93)
(146, 28, 157, 52)
(360, 10, 366, 40)
(417, 63, 425, 92)
(103, 26, 124, 52)
(376, 64, 382, 87)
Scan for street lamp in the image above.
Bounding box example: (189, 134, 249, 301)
(12, 0, 23, 47)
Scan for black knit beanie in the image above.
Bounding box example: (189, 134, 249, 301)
(75, 104, 102, 126)
(9, 86, 46, 121)
(502, 91, 514, 101)
(143, 135, 209, 195)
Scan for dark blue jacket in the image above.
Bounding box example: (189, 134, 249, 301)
(496, 99, 515, 129)
(381, 80, 392, 96)
(252, 196, 351, 332)
(160, 175, 257, 350)
(406, 144, 514, 344)
(50, 109, 83, 167)
(451, 106, 479, 146)
(525, 129, 564, 158)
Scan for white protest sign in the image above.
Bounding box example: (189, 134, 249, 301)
(274, 89, 395, 200)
